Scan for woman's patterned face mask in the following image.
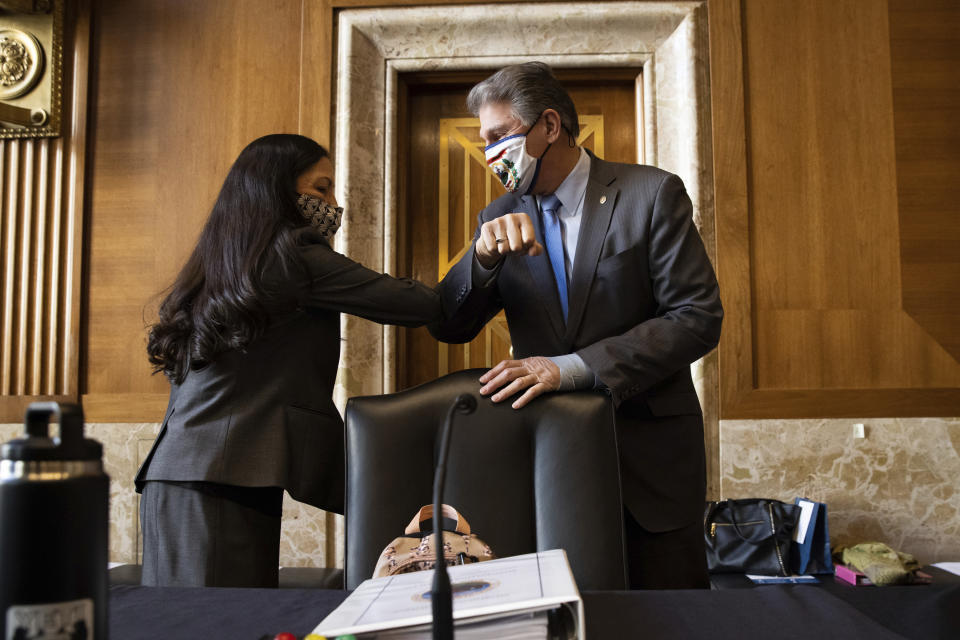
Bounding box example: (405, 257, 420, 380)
(297, 193, 343, 238)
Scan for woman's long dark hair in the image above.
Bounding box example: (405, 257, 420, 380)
(147, 134, 329, 383)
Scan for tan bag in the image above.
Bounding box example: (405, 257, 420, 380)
(373, 504, 496, 578)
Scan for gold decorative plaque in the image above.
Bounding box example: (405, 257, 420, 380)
(0, 0, 63, 138)
(0, 28, 43, 99)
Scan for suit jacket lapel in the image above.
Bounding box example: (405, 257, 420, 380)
(518, 194, 567, 340)
(565, 157, 618, 343)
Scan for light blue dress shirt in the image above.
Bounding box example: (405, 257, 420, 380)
(535, 149, 600, 390)
(536, 147, 590, 281)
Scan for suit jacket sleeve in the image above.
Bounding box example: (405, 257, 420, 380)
(290, 236, 442, 327)
(577, 174, 723, 407)
(428, 215, 504, 343)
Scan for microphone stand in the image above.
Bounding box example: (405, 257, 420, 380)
(432, 393, 477, 640)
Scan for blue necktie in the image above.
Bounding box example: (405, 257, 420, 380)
(540, 193, 568, 322)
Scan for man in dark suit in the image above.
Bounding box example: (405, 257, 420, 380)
(429, 62, 723, 589)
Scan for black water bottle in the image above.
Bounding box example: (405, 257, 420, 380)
(0, 402, 109, 640)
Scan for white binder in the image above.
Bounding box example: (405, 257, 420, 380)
(312, 549, 584, 639)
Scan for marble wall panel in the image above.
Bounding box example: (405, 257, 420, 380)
(7, 415, 958, 567)
(720, 417, 960, 563)
(0, 422, 159, 565)
(280, 495, 342, 569)
(343, 3, 693, 61)
(7, 414, 958, 567)
(0, 422, 334, 568)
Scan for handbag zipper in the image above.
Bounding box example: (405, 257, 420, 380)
(709, 520, 764, 537)
(767, 502, 787, 575)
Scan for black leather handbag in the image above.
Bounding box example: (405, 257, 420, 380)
(704, 499, 801, 576)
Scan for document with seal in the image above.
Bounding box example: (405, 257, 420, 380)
(312, 549, 583, 639)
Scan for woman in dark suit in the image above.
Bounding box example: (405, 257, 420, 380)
(135, 134, 440, 587)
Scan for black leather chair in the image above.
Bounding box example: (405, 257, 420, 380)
(344, 368, 628, 590)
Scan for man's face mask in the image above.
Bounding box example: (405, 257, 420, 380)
(297, 193, 343, 238)
(484, 113, 551, 195)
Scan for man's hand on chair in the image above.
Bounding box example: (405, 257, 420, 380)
(478, 357, 561, 409)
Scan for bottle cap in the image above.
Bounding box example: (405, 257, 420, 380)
(2, 402, 102, 462)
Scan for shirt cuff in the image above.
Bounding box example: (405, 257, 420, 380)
(549, 353, 601, 391)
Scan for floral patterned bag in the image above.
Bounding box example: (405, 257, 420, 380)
(372, 504, 496, 578)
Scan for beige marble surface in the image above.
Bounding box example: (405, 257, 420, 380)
(720, 417, 960, 563)
(341, 3, 696, 61)
(0, 422, 338, 568)
(7, 414, 957, 569)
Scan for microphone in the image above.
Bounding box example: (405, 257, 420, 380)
(432, 393, 477, 640)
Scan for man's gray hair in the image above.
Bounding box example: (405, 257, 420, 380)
(467, 62, 580, 139)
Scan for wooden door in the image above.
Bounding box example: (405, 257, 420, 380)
(397, 69, 640, 390)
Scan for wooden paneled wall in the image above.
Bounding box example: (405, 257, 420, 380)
(81, 0, 310, 420)
(0, 1, 88, 421)
(77, 0, 525, 422)
(889, 0, 960, 364)
(3, 0, 957, 422)
(711, 0, 960, 418)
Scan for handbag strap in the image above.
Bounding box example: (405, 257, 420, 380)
(404, 504, 471, 535)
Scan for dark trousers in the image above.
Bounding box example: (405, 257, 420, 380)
(625, 507, 710, 589)
(140, 480, 284, 588)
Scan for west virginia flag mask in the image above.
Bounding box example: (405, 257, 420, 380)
(483, 113, 550, 195)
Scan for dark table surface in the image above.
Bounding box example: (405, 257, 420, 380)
(109, 568, 960, 639)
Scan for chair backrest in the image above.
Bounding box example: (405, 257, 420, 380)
(344, 368, 627, 590)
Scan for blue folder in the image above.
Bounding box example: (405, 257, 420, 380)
(790, 498, 834, 575)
